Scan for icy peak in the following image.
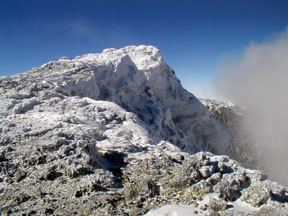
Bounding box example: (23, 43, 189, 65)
(4, 45, 232, 154)
(71, 45, 164, 72)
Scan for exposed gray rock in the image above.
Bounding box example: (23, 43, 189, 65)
(208, 198, 227, 212)
(241, 184, 270, 207)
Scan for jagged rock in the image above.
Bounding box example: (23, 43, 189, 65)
(208, 198, 227, 212)
(0, 45, 287, 215)
(241, 184, 270, 207)
(200, 98, 265, 171)
(216, 171, 249, 201)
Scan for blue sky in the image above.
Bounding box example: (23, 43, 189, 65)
(1, 0, 287, 98)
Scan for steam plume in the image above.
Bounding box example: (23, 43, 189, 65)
(215, 28, 288, 185)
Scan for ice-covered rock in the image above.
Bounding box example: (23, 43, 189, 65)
(200, 98, 266, 172)
(0, 45, 287, 215)
(1, 45, 231, 154)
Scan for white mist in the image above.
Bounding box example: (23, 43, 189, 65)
(215, 28, 288, 185)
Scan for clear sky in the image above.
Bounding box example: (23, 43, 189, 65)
(1, 0, 287, 98)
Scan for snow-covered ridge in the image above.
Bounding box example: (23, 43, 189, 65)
(1, 45, 287, 215)
(2, 45, 231, 154)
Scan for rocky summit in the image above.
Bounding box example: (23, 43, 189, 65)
(0, 45, 287, 215)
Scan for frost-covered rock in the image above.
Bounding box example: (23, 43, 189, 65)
(0, 45, 287, 215)
(208, 198, 227, 212)
(1, 45, 231, 154)
(200, 98, 266, 172)
(241, 184, 270, 207)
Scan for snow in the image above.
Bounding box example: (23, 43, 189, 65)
(145, 193, 260, 216)
(146, 204, 203, 216)
(145, 193, 216, 216)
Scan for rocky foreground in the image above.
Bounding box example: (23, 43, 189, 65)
(0, 45, 287, 215)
